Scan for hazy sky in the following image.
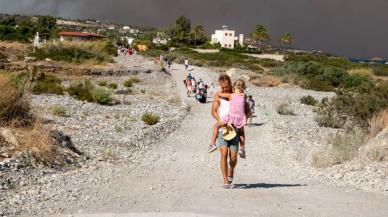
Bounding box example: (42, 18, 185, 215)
(1, 0, 387, 59)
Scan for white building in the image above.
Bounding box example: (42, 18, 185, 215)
(211, 26, 244, 49)
(152, 32, 170, 45)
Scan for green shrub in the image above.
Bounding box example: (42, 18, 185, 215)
(300, 95, 318, 106)
(66, 80, 95, 102)
(108, 82, 118, 89)
(276, 103, 295, 116)
(67, 80, 113, 105)
(51, 105, 68, 117)
(93, 88, 112, 105)
(33, 73, 64, 95)
(98, 80, 107, 86)
(315, 114, 343, 128)
(123, 79, 133, 88)
(272, 61, 370, 91)
(30, 41, 114, 64)
(286, 53, 360, 69)
(129, 77, 140, 83)
(141, 113, 160, 125)
(372, 65, 388, 77)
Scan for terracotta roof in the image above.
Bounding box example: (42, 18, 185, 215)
(58, 32, 106, 38)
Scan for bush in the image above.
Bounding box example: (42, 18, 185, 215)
(141, 113, 160, 125)
(315, 114, 344, 128)
(300, 95, 318, 106)
(372, 65, 388, 77)
(272, 61, 370, 91)
(285, 53, 360, 69)
(98, 80, 107, 86)
(67, 80, 95, 102)
(67, 80, 113, 105)
(123, 79, 133, 88)
(92, 88, 112, 105)
(108, 82, 118, 89)
(52, 105, 68, 117)
(0, 74, 34, 127)
(30, 41, 114, 64)
(276, 103, 295, 116)
(32, 73, 64, 95)
(312, 130, 365, 168)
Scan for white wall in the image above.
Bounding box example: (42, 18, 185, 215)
(211, 30, 236, 49)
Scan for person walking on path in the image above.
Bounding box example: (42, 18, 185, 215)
(184, 58, 189, 71)
(210, 75, 246, 188)
(246, 95, 255, 126)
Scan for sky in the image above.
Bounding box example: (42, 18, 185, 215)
(0, 0, 387, 59)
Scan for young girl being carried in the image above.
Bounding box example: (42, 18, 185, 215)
(208, 79, 248, 158)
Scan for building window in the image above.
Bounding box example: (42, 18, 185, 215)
(228, 44, 232, 48)
(224, 44, 227, 47)
(225, 33, 228, 36)
(229, 33, 232, 36)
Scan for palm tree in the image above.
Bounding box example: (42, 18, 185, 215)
(251, 25, 270, 51)
(191, 25, 205, 47)
(280, 32, 293, 53)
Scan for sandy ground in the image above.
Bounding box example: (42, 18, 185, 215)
(42, 60, 388, 217)
(244, 53, 285, 61)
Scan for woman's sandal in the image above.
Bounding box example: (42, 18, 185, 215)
(227, 176, 233, 184)
(223, 183, 230, 189)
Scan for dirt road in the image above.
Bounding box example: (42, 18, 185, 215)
(55, 61, 388, 217)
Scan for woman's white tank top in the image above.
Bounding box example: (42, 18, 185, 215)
(219, 98, 230, 118)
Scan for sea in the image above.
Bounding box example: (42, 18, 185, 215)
(350, 58, 388, 65)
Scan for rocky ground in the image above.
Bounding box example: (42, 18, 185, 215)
(0, 55, 387, 217)
(0, 56, 188, 216)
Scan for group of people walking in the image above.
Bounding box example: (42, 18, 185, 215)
(184, 73, 215, 103)
(177, 56, 256, 188)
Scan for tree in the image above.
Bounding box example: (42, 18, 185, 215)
(280, 32, 293, 53)
(251, 24, 270, 51)
(175, 16, 191, 35)
(37, 16, 57, 34)
(171, 16, 191, 45)
(190, 25, 207, 46)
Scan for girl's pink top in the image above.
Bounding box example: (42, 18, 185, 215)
(221, 93, 246, 129)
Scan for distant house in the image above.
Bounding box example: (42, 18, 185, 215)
(58, 32, 107, 41)
(130, 28, 139, 34)
(122, 26, 130, 30)
(211, 26, 244, 49)
(152, 32, 170, 45)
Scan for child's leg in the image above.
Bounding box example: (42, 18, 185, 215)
(239, 127, 246, 150)
(211, 123, 219, 145)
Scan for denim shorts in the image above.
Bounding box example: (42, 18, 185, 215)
(216, 129, 239, 152)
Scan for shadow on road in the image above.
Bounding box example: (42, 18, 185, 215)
(248, 122, 266, 127)
(233, 183, 306, 189)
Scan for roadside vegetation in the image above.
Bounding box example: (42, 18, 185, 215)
(31, 40, 116, 64)
(67, 80, 113, 105)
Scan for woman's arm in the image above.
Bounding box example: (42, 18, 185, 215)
(211, 93, 221, 122)
(216, 92, 231, 100)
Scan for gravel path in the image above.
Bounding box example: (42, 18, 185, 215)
(45, 61, 388, 217)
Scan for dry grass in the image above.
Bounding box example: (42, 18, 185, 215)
(276, 102, 295, 116)
(367, 109, 388, 140)
(251, 75, 281, 87)
(348, 67, 374, 77)
(312, 130, 365, 168)
(0, 73, 34, 127)
(15, 123, 60, 164)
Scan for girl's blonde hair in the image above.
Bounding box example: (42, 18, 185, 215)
(233, 79, 246, 92)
